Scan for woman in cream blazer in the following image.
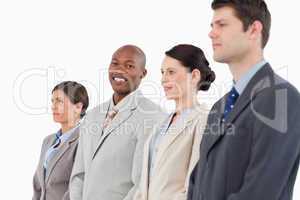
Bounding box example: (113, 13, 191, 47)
(32, 81, 89, 200)
(134, 44, 216, 200)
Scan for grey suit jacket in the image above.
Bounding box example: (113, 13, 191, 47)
(70, 91, 166, 200)
(33, 127, 79, 200)
(188, 64, 300, 200)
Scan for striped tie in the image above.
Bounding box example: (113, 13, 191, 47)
(103, 109, 118, 129)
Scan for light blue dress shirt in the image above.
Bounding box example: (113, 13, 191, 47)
(43, 124, 79, 170)
(234, 59, 267, 95)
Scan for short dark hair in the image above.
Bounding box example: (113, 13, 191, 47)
(52, 81, 89, 118)
(212, 0, 271, 48)
(165, 44, 216, 91)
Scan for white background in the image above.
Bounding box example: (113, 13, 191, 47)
(1, 0, 299, 199)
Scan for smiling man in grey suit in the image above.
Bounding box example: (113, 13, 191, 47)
(188, 0, 300, 200)
(69, 45, 165, 200)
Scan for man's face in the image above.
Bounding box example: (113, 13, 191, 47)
(209, 6, 251, 64)
(108, 48, 146, 96)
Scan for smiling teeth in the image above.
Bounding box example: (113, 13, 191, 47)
(114, 77, 125, 82)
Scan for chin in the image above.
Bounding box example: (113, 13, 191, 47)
(165, 93, 178, 100)
(213, 55, 227, 63)
(114, 88, 132, 97)
(165, 96, 173, 100)
(52, 116, 62, 123)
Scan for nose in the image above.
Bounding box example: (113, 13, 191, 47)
(109, 67, 126, 74)
(208, 27, 217, 39)
(161, 72, 168, 85)
(51, 102, 56, 111)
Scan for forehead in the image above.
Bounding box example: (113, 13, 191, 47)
(112, 48, 140, 63)
(211, 6, 239, 23)
(52, 89, 66, 99)
(161, 56, 186, 70)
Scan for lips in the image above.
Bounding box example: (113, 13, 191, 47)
(212, 43, 221, 49)
(111, 74, 128, 83)
(163, 85, 173, 93)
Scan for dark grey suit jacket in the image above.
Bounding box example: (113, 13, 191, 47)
(188, 64, 300, 200)
(33, 127, 79, 200)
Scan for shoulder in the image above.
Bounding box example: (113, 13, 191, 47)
(84, 100, 110, 120)
(40, 133, 56, 148)
(137, 97, 166, 118)
(254, 72, 300, 106)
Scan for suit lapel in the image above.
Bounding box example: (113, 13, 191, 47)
(45, 128, 79, 183)
(201, 100, 224, 160)
(92, 94, 140, 159)
(153, 106, 202, 172)
(141, 131, 154, 199)
(204, 64, 274, 159)
(225, 65, 273, 125)
(90, 103, 110, 154)
(102, 108, 134, 138)
(39, 137, 55, 183)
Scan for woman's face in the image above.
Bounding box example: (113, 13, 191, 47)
(51, 90, 81, 125)
(161, 56, 197, 101)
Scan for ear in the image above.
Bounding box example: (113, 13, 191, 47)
(141, 68, 147, 79)
(75, 102, 83, 114)
(248, 20, 263, 41)
(191, 69, 201, 84)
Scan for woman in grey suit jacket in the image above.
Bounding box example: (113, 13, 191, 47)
(33, 81, 89, 200)
(134, 44, 216, 200)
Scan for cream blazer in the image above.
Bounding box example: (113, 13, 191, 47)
(134, 104, 208, 200)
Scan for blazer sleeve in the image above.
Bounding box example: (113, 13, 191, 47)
(132, 187, 143, 200)
(122, 124, 149, 200)
(123, 110, 164, 200)
(186, 116, 206, 185)
(175, 117, 205, 200)
(62, 190, 70, 200)
(69, 124, 86, 200)
(187, 161, 198, 200)
(32, 136, 49, 200)
(227, 87, 300, 200)
(32, 170, 41, 200)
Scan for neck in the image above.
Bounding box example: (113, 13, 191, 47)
(228, 49, 264, 82)
(113, 94, 124, 105)
(113, 91, 133, 105)
(61, 118, 79, 134)
(174, 92, 198, 114)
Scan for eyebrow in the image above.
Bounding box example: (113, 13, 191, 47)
(210, 19, 227, 27)
(52, 97, 63, 101)
(161, 67, 177, 71)
(111, 58, 136, 64)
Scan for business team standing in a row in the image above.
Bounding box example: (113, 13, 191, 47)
(33, 0, 300, 200)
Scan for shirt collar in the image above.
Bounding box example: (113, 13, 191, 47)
(234, 59, 267, 95)
(56, 122, 80, 143)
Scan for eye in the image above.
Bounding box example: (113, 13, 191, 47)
(168, 70, 175, 75)
(55, 99, 63, 104)
(126, 64, 135, 69)
(110, 61, 118, 66)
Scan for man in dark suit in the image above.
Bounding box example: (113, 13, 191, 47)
(188, 0, 300, 200)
